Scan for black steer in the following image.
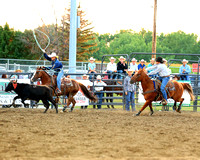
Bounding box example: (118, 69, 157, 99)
(5, 80, 58, 113)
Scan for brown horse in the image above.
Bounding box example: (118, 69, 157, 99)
(31, 67, 97, 112)
(130, 69, 194, 116)
(104, 80, 123, 109)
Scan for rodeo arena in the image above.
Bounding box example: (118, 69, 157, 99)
(1, 1, 200, 160)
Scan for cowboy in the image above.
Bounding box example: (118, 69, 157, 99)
(81, 74, 92, 109)
(124, 69, 136, 111)
(130, 58, 138, 73)
(179, 59, 191, 81)
(42, 50, 63, 94)
(106, 57, 117, 79)
(146, 57, 170, 105)
(94, 75, 107, 109)
(163, 58, 172, 74)
(10, 69, 24, 79)
(117, 56, 128, 79)
(88, 57, 97, 80)
(138, 59, 146, 70)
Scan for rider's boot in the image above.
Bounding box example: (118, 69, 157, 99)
(55, 88, 61, 95)
(162, 99, 167, 106)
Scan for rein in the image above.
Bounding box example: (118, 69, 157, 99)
(142, 80, 157, 95)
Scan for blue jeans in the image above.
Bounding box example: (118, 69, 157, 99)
(95, 91, 103, 109)
(180, 74, 189, 81)
(149, 75, 156, 79)
(107, 70, 117, 79)
(117, 70, 123, 79)
(89, 71, 95, 80)
(57, 69, 64, 90)
(159, 76, 170, 101)
(125, 91, 135, 111)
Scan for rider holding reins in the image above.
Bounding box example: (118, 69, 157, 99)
(42, 50, 63, 94)
(146, 57, 170, 105)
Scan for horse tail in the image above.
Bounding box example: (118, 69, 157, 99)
(78, 83, 97, 102)
(181, 83, 195, 101)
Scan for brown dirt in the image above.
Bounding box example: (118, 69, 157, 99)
(0, 108, 200, 160)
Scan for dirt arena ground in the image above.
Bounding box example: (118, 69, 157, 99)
(1, 108, 200, 160)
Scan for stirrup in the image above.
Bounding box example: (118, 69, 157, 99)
(162, 99, 167, 106)
(56, 88, 61, 94)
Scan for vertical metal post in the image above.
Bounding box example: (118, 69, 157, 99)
(193, 58, 200, 111)
(8, 59, 10, 70)
(69, 0, 77, 74)
(152, 0, 157, 59)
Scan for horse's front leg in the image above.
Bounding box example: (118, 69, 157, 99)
(149, 102, 154, 116)
(106, 93, 110, 108)
(173, 101, 177, 111)
(135, 100, 152, 116)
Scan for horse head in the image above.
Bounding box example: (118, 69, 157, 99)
(31, 66, 45, 82)
(130, 68, 147, 84)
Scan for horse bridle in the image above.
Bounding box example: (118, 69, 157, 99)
(132, 73, 141, 83)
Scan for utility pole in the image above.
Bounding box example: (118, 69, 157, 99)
(152, 0, 157, 59)
(69, 0, 77, 73)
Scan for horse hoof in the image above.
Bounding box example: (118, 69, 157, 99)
(149, 112, 154, 116)
(176, 110, 181, 113)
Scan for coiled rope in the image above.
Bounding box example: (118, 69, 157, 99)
(33, 29, 51, 65)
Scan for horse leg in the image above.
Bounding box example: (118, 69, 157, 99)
(173, 101, 177, 111)
(149, 102, 154, 116)
(70, 97, 76, 112)
(106, 93, 110, 108)
(176, 98, 184, 113)
(135, 100, 151, 116)
(42, 99, 50, 113)
(111, 93, 114, 109)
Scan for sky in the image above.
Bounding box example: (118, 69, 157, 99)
(0, 0, 200, 36)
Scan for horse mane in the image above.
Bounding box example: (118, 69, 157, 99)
(140, 69, 151, 82)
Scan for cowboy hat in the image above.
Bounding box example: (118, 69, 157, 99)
(96, 75, 101, 79)
(89, 57, 95, 61)
(140, 59, 146, 63)
(156, 57, 163, 63)
(131, 58, 137, 62)
(150, 58, 155, 62)
(182, 59, 188, 63)
(82, 74, 89, 78)
(48, 52, 57, 58)
(109, 57, 116, 61)
(119, 56, 126, 61)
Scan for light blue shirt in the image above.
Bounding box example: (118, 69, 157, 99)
(88, 63, 96, 71)
(147, 63, 155, 73)
(179, 64, 191, 74)
(147, 64, 170, 77)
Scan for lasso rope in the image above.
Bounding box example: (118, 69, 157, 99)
(33, 29, 51, 65)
